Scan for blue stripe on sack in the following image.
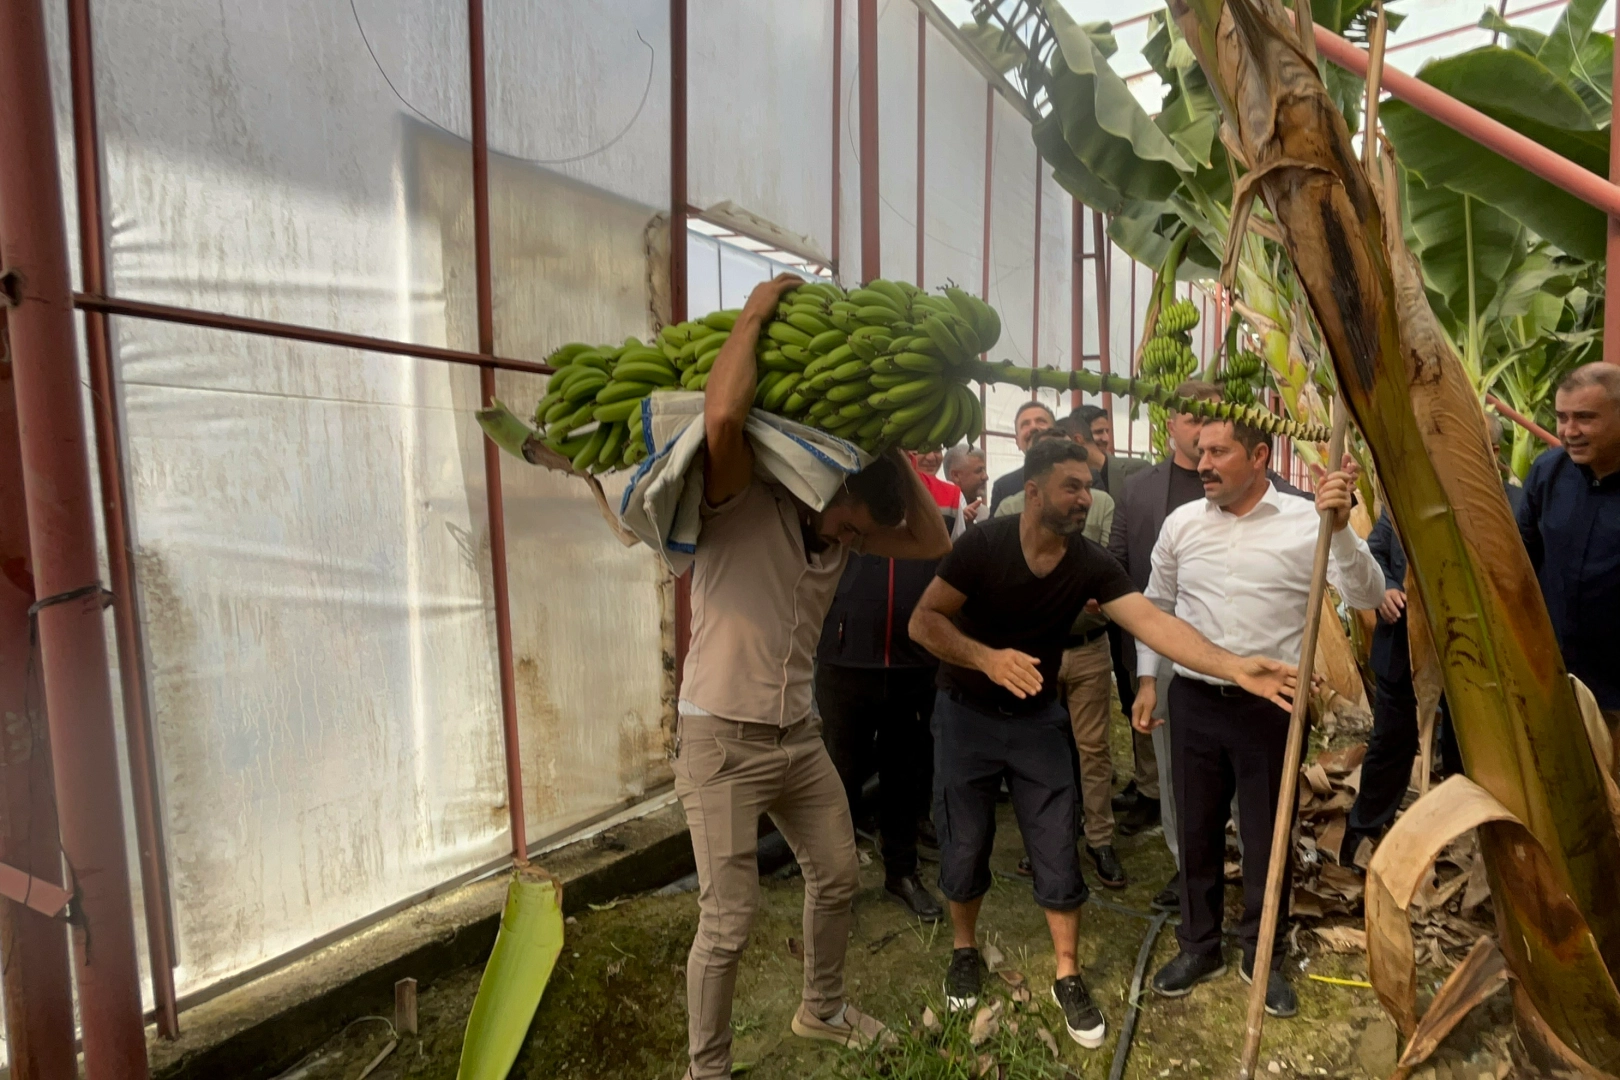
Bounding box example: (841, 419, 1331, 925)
(666, 540, 697, 554)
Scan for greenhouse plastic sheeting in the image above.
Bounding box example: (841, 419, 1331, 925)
(63, 0, 673, 1000)
(921, 21, 989, 300)
(877, 1, 922, 280)
(689, 0, 834, 258)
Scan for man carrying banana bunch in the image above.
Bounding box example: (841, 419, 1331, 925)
(908, 436, 1301, 1050)
(673, 275, 954, 1080)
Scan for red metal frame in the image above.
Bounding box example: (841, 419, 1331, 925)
(978, 84, 994, 451)
(0, 271, 77, 1080)
(468, 0, 527, 863)
(1070, 199, 1083, 411)
(916, 9, 926, 284)
(671, 0, 692, 690)
(1488, 393, 1561, 447)
(858, 0, 880, 283)
(0, 0, 150, 1072)
(1094, 209, 1112, 414)
(831, 0, 842, 278)
(64, 0, 181, 1037)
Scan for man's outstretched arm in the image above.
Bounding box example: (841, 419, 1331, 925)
(1102, 592, 1299, 711)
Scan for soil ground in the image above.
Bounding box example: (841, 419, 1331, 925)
(276, 705, 1514, 1080)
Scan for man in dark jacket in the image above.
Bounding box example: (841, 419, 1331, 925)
(1518, 363, 1620, 738)
(987, 402, 1056, 514)
(1076, 404, 1150, 500)
(816, 550, 946, 921)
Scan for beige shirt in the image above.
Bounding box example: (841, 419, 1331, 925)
(680, 480, 851, 726)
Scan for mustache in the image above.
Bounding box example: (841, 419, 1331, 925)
(1198, 470, 1221, 483)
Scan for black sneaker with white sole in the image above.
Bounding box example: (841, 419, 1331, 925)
(944, 947, 984, 1013)
(1051, 975, 1106, 1048)
(1151, 949, 1227, 997)
(1240, 956, 1299, 1018)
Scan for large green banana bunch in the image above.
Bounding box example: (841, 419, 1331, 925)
(1218, 349, 1267, 407)
(491, 278, 1326, 477)
(1141, 283, 1201, 458)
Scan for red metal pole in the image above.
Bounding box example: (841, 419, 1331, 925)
(1071, 199, 1082, 411)
(1314, 23, 1620, 218)
(65, 0, 181, 1035)
(0, 0, 149, 1072)
(672, 0, 692, 688)
(978, 83, 994, 450)
(0, 320, 77, 1080)
(1128, 259, 1137, 456)
(1094, 209, 1111, 415)
(1607, 29, 1620, 365)
(468, 0, 527, 862)
(858, 0, 879, 283)
(1486, 392, 1561, 447)
(1030, 162, 1042, 400)
(832, 0, 842, 278)
(916, 8, 926, 285)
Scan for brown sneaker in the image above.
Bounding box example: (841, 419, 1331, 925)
(790, 1001, 890, 1048)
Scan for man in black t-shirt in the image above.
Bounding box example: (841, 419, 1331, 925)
(908, 439, 1300, 1052)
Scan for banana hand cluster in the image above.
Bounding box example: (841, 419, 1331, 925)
(501, 278, 1326, 477)
(1219, 349, 1266, 406)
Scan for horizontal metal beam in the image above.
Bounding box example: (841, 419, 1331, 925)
(1314, 23, 1620, 218)
(73, 294, 555, 376)
(0, 860, 73, 919)
(1487, 392, 1561, 447)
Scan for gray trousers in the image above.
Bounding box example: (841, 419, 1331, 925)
(1151, 664, 1243, 872)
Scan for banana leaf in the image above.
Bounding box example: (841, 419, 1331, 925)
(456, 867, 565, 1080)
(1170, 0, 1620, 1063)
(1402, 172, 1524, 337)
(1380, 47, 1610, 261)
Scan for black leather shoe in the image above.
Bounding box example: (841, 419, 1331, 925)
(1240, 956, 1299, 1018)
(1086, 844, 1127, 889)
(1151, 950, 1227, 997)
(1117, 797, 1161, 836)
(1151, 874, 1180, 912)
(885, 874, 943, 922)
(1111, 780, 1139, 812)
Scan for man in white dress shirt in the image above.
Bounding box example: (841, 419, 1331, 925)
(1133, 418, 1384, 1018)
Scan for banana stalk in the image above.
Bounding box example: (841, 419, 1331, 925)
(1171, 0, 1620, 1063)
(456, 866, 565, 1080)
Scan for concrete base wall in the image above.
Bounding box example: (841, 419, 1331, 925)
(150, 798, 694, 1080)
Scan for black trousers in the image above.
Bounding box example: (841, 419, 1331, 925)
(1347, 675, 1462, 835)
(1108, 624, 1136, 715)
(814, 664, 935, 880)
(1170, 678, 1290, 967)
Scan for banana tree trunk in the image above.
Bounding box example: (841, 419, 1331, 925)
(1171, 0, 1620, 1061)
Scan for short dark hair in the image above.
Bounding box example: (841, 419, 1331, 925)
(1053, 414, 1096, 444)
(1023, 436, 1091, 484)
(1205, 418, 1271, 462)
(1014, 400, 1055, 426)
(842, 456, 906, 527)
(1076, 404, 1108, 428)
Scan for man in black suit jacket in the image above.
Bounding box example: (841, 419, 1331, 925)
(1106, 382, 1308, 907)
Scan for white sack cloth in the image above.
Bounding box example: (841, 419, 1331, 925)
(618, 391, 871, 573)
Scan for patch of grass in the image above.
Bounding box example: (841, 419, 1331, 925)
(834, 990, 1077, 1080)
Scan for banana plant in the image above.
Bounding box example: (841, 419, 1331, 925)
(1171, 0, 1620, 1065)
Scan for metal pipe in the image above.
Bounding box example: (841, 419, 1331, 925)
(1608, 17, 1620, 365)
(1030, 160, 1042, 401)
(1128, 260, 1137, 455)
(978, 83, 994, 451)
(1094, 209, 1111, 414)
(0, 0, 150, 1071)
(1314, 22, 1620, 218)
(831, 0, 842, 278)
(672, 0, 692, 687)
(858, 0, 879, 283)
(1070, 199, 1082, 411)
(65, 0, 181, 1034)
(916, 8, 926, 285)
(1487, 392, 1561, 447)
(0, 313, 77, 1080)
(75, 293, 553, 375)
(468, 0, 527, 863)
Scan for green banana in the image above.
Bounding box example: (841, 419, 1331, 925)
(571, 425, 610, 472)
(766, 322, 813, 348)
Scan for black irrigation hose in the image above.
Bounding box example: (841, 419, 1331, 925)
(1109, 909, 1173, 1080)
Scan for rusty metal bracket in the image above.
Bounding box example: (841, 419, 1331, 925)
(0, 860, 74, 920)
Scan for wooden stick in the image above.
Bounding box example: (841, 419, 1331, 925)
(395, 977, 418, 1036)
(1362, 2, 1388, 177)
(1237, 399, 1350, 1079)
